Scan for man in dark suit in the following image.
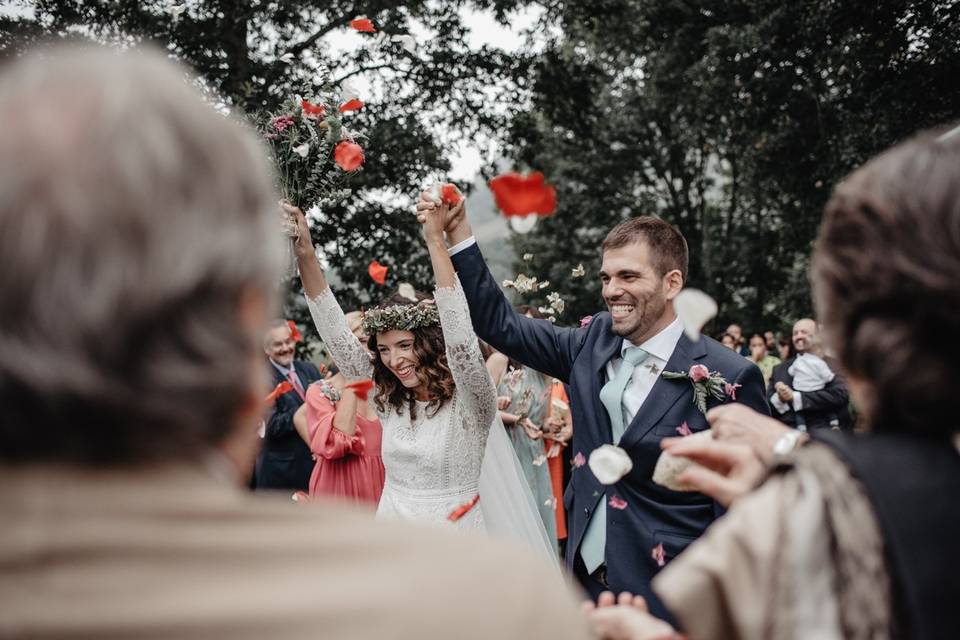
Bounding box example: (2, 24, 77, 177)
(254, 320, 321, 491)
(428, 205, 769, 617)
(768, 318, 851, 431)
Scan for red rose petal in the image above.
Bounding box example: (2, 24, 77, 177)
(447, 494, 480, 522)
(339, 98, 364, 113)
(350, 17, 375, 33)
(488, 171, 557, 217)
(345, 379, 375, 401)
(334, 140, 364, 171)
(287, 320, 303, 343)
(609, 495, 628, 510)
(265, 381, 294, 405)
(441, 183, 462, 206)
(301, 99, 326, 117)
(368, 259, 388, 285)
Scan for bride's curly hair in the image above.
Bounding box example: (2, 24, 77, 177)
(367, 291, 455, 420)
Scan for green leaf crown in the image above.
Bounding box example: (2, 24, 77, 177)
(361, 301, 440, 335)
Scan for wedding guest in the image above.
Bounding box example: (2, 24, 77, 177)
(293, 311, 385, 504)
(767, 319, 851, 431)
(763, 330, 777, 353)
(255, 320, 322, 491)
(747, 333, 780, 386)
(0, 45, 589, 640)
(720, 333, 737, 351)
(725, 323, 750, 356)
(776, 335, 793, 361)
(484, 308, 558, 550)
(585, 126, 960, 640)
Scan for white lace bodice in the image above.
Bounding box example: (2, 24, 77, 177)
(306, 279, 497, 530)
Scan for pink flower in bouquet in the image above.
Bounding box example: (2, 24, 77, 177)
(689, 364, 710, 383)
(271, 115, 295, 132)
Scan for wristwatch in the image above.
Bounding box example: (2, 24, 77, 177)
(772, 430, 805, 459)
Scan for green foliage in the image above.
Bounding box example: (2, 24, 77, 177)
(1, 0, 531, 357)
(503, 0, 960, 335)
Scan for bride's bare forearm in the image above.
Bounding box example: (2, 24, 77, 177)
(297, 251, 328, 299)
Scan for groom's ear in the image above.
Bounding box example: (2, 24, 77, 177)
(663, 269, 684, 299)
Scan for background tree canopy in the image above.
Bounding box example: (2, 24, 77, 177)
(3, 0, 959, 346)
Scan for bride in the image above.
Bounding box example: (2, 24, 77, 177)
(287, 199, 555, 564)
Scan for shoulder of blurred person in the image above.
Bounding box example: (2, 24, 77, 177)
(0, 463, 589, 640)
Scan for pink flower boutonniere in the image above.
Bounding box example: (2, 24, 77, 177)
(662, 364, 733, 415)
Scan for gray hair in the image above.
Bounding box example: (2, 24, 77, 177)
(0, 45, 284, 463)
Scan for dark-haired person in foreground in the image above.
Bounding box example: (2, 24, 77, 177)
(415, 198, 769, 615)
(585, 127, 960, 639)
(0, 45, 588, 640)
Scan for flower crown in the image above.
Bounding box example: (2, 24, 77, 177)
(361, 300, 440, 335)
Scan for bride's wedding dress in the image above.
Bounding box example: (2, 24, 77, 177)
(307, 278, 556, 564)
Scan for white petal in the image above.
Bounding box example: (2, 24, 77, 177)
(398, 282, 418, 302)
(292, 142, 310, 158)
(366, 32, 388, 53)
(278, 52, 295, 64)
(673, 288, 718, 341)
(305, 205, 322, 222)
(509, 215, 538, 234)
(392, 34, 418, 55)
(588, 444, 633, 485)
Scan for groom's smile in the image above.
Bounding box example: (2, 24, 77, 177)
(600, 241, 678, 345)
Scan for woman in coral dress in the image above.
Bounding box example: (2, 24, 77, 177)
(293, 311, 384, 505)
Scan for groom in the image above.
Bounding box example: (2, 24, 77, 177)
(427, 202, 769, 616)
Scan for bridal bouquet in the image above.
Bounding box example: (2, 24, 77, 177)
(252, 92, 366, 277)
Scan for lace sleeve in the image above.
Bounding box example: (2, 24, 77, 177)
(433, 277, 497, 431)
(305, 288, 373, 381)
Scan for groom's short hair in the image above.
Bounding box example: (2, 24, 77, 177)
(602, 216, 689, 280)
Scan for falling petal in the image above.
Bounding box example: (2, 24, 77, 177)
(522, 253, 534, 261)
(573, 451, 586, 468)
(265, 381, 294, 405)
(589, 444, 634, 484)
(350, 16, 375, 33)
(609, 495, 628, 510)
(571, 264, 585, 278)
(676, 421, 693, 437)
(292, 142, 310, 158)
(510, 215, 538, 234)
(334, 141, 364, 171)
(651, 542, 666, 567)
(440, 183, 462, 205)
(673, 288, 718, 341)
(368, 260, 388, 285)
(278, 52, 295, 64)
(398, 282, 418, 302)
(532, 454, 547, 467)
(580, 315, 593, 328)
(724, 382, 742, 400)
(392, 34, 418, 55)
(305, 205, 322, 222)
(489, 171, 557, 216)
(447, 494, 480, 522)
(339, 98, 364, 113)
(345, 379, 375, 401)
(287, 320, 303, 342)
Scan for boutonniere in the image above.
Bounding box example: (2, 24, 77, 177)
(661, 364, 739, 415)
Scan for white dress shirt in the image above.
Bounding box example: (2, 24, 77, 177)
(607, 316, 684, 426)
(447, 235, 477, 256)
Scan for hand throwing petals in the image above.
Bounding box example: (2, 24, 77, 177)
(368, 259, 388, 285)
(673, 288, 718, 341)
(588, 444, 634, 484)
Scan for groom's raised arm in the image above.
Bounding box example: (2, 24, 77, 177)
(448, 237, 584, 383)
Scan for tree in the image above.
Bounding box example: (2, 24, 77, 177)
(1, 0, 531, 350)
(502, 0, 960, 334)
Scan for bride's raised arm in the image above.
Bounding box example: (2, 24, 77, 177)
(287, 203, 373, 381)
(419, 195, 497, 431)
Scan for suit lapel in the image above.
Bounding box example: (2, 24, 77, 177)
(618, 335, 707, 450)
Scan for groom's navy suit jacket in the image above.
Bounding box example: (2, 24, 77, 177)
(452, 242, 769, 615)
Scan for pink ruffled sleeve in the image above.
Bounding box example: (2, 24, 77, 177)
(304, 385, 366, 460)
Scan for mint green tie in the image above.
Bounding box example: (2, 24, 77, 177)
(580, 346, 648, 573)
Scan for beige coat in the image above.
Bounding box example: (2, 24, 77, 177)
(0, 463, 590, 639)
